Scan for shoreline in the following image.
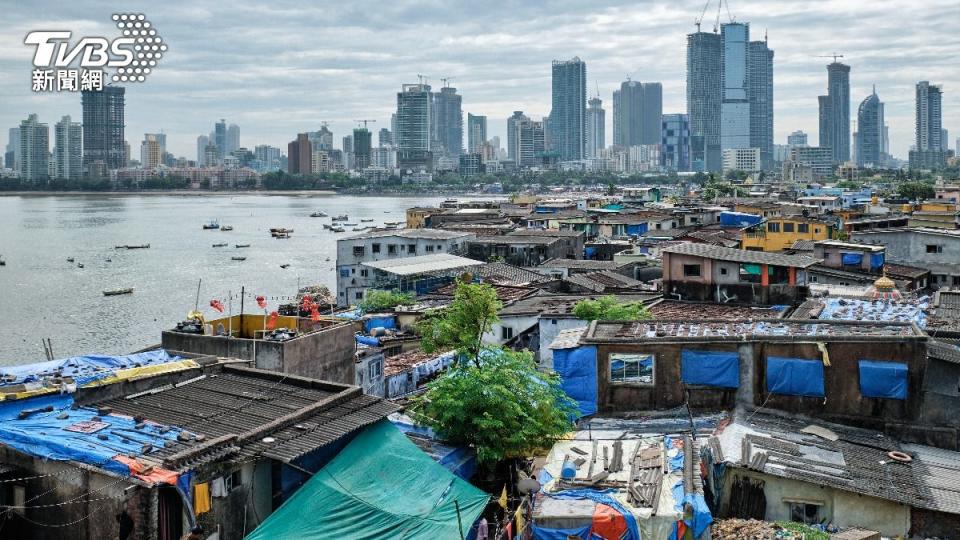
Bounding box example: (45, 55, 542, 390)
(0, 190, 446, 197)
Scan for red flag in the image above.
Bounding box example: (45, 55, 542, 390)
(309, 304, 321, 322)
(266, 311, 279, 330)
(256, 295, 267, 309)
(209, 299, 224, 313)
(300, 294, 313, 310)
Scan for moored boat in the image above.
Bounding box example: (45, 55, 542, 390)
(103, 287, 134, 296)
(361, 218, 374, 222)
(202, 220, 220, 230)
(231, 256, 247, 261)
(332, 215, 348, 221)
(212, 243, 228, 247)
(235, 244, 251, 248)
(221, 225, 234, 231)
(310, 211, 328, 217)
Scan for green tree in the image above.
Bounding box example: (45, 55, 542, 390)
(572, 295, 653, 321)
(410, 348, 576, 466)
(897, 181, 935, 201)
(418, 282, 502, 365)
(358, 289, 413, 312)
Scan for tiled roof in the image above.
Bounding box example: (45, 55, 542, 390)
(662, 242, 821, 268)
(471, 262, 555, 286)
(343, 228, 471, 241)
(507, 229, 585, 238)
(648, 300, 786, 320)
(499, 292, 661, 317)
(585, 319, 922, 342)
(565, 271, 645, 293)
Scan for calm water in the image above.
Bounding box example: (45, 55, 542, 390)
(0, 193, 445, 365)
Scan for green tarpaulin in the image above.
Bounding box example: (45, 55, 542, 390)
(246, 420, 489, 540)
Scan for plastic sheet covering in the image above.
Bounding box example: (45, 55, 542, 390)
(766, 357, 825, 397)
(532, 523, 593, 540)
(842, 252, 863, 265)
(246, 420, 489, 540)
(870, 252, 885, 270)
(664, 436, 684, 472)
(332, 308, 361, 320)
(0, 350, 180, 388)
(552, 345, 598, 417)
(668, 480, 713, 540)
(719, 211, 763, 228)
(859, 359, 908, 399)
(543, 489, 640, 540)
(391, 418, 477, 480)
(363, 316, 396, 332)
(681, 349, 739, 388)
(355, 334, 380, 347)
(0, 393, 185, 477)
(626, 223, 648, 236)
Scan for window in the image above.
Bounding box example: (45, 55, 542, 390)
(767, 222, 780, 233)
(683, 264, 701, 277)
(437, 244, 442, 250)
(360, 268, 368, 278)
(225, 470, 242, 492)
(783, 222, 795, 233)
(355, 291, 363, 300)
(927, 244, 943, 254)
(352, 246, 365, 257)
(426, 245, 435, 252)
(350, 268, 355, 274)
(501, 326, 514, 340)
(388, 244, 397, 255)
(339, 267, 350, 277)
(609, 354, 654, 384)
(369, 359, 382, 379)
(372, 243, 381, 254)
(408, 244, 417, 254)
(720, 267, 728, 275)
(787, 501, 823, 525)
(740, 264, 762, 283)
(814, 228, 821, 234)
(797, 223, 809, 233)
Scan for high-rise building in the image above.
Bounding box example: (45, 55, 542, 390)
(396, 83, 433, 172)
(910, 81, 944, 169)
(661, 113, 690, 171)
(378, 127, 392, 147)
(203, 142, 219, 170)
(613, 81, 661, 148)
(507, 111, 527, 163)
(748, 38, 774, 169)
(140, 133, 163, 169)
(432, 86, 463, 157)
(467, 113, 487, 154)
(214, 119, 227, 161)
(687, 31, 722, 172)
(818, 62, 851, 163)
(308, 126, 334, 152)
(287, 133, 311, 174)
(720, 23, 751, 151)
(353, 128, 372, 170)
(586, 96, 605, 159)
(18, 114, 49, 183)
(517, 119, 545, 168)
(787, 130, 808, 147)
(550, 57, 587, 161)
(54, 116, 82, 180)
(196, 135, 209, 166)
(81, 87, 125, 170)
(942, 129, 949, 152)
(226, 124, 240, 155)
(722, 147, 761, 172)
(5, 128, 20, 170)
(856, 87, 884, 168)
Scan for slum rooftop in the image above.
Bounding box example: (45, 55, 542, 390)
(647, 299, 788, 320)
(662, 243, 821, 268)
(361, 253, 482, 276)
(582, 319, 924, 343)
(499, 292, 661, 317)
(343, 228, 471, 241)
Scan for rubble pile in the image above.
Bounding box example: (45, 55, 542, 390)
(711, 519, 827, 540)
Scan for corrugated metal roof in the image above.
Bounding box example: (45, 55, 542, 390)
(361, 253, 482, 276)
(662, 243, 821, 268)
(342, 228, 471, 241)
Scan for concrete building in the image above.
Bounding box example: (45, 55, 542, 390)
(140, 133, 163, 170)
(458, 153, 482, 177)
(506, 111, 527, 163)
(856, 87, 885, 168)
(661, 113, 690, 171)
(585, 96, 605, 159)
(516, 118, 545, 168)
(195, 135, 209, 167)
(432, 85, 462, 158)
(852, 228, 960, 288)
(789, 146, 834, 179)
(748, 38, 774, 168)
(396, 83, 433, 173)
(54, 115, 82, 181)
(335, 229, 473, 305)
(226, 123, 239, 155)
(720, 22, 751, 151)
(5, 127, 20, 170)
(687, 30, 722, 172)
(787, 130, 808, 147)
(466, 236, 572, 267)
(722, 147, 761, 173)
(353, 128, 372, 170)
(17, 114, 49, 183)
(287, 133, 311, 174)
(550, 57, 587, 161)
(910, 81, 945, 169)
(467, 113, 486, 154)
(818, 62, 851, 164)
(613, 80, 662, 148)
(81, 87, 125, 170)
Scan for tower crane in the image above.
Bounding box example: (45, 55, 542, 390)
(355, 120, 377, 130)
(818, 53, 845, 63)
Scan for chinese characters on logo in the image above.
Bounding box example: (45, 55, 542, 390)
(32, 69, 103, 92)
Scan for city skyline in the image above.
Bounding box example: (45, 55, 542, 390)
(1, 0, 958, 160)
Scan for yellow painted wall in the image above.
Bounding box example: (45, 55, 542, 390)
(740, 218, 832, 251)
(405, 209, 431, 229)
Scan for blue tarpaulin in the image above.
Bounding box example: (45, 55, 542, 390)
(543, 489, 640, 540)
(766, 357, 825, 397)
(681, 350, 739, 388)
(532, 524, 593, 540)
(668, 480, 714, 540)
(0, 350, 179, 387)
(870, 252, 885, 270)
(355, 334, 380, 347)
(363, 316, 396, 332)
(552, 344, 597, 417)
(719, 211, 763, 228)
(333, 308, 362, 320)
(664, 435, 684, 472)
(859, 360, 908, 400)
(842, 253, 863, 265)
(626, 223, 649, 236)
(584, 247, 597, 259)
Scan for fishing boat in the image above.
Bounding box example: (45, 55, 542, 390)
(274, 231, 291, 239)
(280, 264, 291, 269)
(322, 224, 332, 230)
(269, 227, 294, 234)
(202, 220, 220, 230)
(361, 218, 374, 222)
(212, 243, 228, 247)
(352, 227, 368, 232)
(103, 287, 133, 296)
(309, 211, 328, 217)
(235, 244, 251, 248)
(116, 244, 150, 250)
(66, 257, 74, 262)
(0, 256, 5, 267)
(77, 263, 84, 268)
(343, 223, 358, 226)
(332, 215, 348, 221)
(221, 225, 234, 231)
(231, 256, 247, 261)
(331, 226, 345, 233)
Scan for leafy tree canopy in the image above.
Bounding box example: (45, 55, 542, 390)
(418, 282, 502, 365)
(572, 295, 653, 321)
(358, 289, 413, 312)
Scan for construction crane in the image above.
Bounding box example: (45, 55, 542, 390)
(818, 53, 845, 63)
(694, 0, 710, 32)
(355, 119, 377, 130)
(417, 73, 429, 86)
(440, 77, 453, 88)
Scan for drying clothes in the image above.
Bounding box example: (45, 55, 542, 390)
(210, 477, 227, 498)
(193, 482, 211, 515)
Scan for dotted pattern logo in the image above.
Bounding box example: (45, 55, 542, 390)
(111, 13, 166, 83)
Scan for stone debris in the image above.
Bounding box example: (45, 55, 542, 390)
(711, 519, 817, 540)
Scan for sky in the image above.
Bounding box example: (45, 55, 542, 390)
(1, 0, 958, 161)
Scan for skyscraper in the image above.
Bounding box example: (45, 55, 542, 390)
(227, 123, 240, 155)
(140, 133, 163, 169)
(54, 116, 82, 180)
(467, 113, 487, 154)
(196, 135, 209, 166)
(910, 81, 944, 169)
(396, 83, 433, 172)
(308, 125, 334, 152)
(432, 86, 463, 157)
(378, 127, 392, 147)
(353, 128, 372, 170)
(214, 119, 227, 161)
(748, 38, 774, 169)
(517, 119, 545, 168)
(507, 111, 527, 162)
(586, 96, 605, 158)
(81, 86, 125, 170)
(856, 87, 884, 168)
(550, 57, 587, 161)
(720, 23, 750, 151)
(613, 81, 662, 147)
(5, 128, 19, 170)
(687, 31, 722, 171)
(18, 114, 49, 183)
(661, 113, 690, 171)
(287, 133, 311, 174)
(787, 130, 808, 147)
(818, 62, 851, 163)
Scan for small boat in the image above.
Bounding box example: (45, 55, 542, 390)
(235, 244, 251, 248)
(310, 211, 328, 217)
(0, 257, 5, 267)
(202, 220, 220, 230)
(66, 257, 74, 263)
(325, 257, 330, 262)
(212, 243, 228, 248)
(280, 264, 291, 269)
(344, 223, 358, 226)
(122, 244, 150, 250)
(269, 227, 294, 234)
(103, 287, 133, 296)
(322, 224, 332, 230)
(221, 225, 234, 231)
(361, 218, 374, 222)
(332, 215, 348, 221)
(274, 232, 291, 239)
(231, 256, 247, 261)
(105, 258, 112, 263)
(331, 227, 345, 233)
(77, 263, 84, 268)
(352, 227, 368, 232)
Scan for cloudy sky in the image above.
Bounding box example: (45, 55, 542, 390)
(1, 0, 957, 160)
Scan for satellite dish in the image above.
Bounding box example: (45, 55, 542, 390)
(517, 477, 541, 495)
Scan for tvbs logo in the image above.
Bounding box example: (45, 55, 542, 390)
(25, 13, 166, 92)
